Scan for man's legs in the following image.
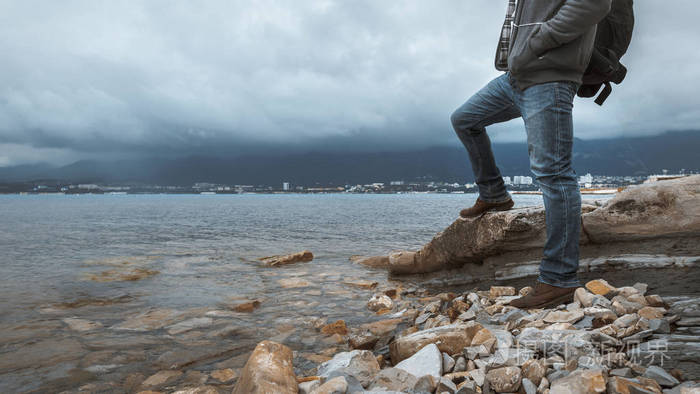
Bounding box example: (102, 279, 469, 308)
(450, 73, 521, 203)
(518, 80, 582, 288)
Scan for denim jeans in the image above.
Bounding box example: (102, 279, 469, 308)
(450, 72, 582, 288)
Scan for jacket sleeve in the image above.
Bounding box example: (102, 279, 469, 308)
(529, 0, 612, 56)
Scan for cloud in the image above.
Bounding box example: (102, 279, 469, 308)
(0, 0, 698, 165)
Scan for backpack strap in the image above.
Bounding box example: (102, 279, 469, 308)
(594, 82, 613, 106)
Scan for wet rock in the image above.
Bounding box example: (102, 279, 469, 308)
(354, 255, 391, 268)
(367, 294, 394, 312)
(522, 359, 547, 386)
(368, 367, 418, 391)
(62, 317, 103, 332)
(0, 337, 86, 373)
(486, 366, 522, 393)
(389, 322, 483, 363)
(348, 333, 379, 350)
(141, 370, 183, 388)
(361, 318, 402, 336)
(210, 368, 237, 383)
(320, 320, 348, 336)
(318, 349, 380, 388)
(394, 343, 442, 379)
(156, 345, 240, 369)
(172, 387, 220, 394)
(259, 250, 313, 266)
(84, 267, 159, 282)
(231, 300, 261, 313)
(232, 341, 297, 394)
(645, 295, 666, 308)
(310, 376, 347, 394)
(490, 286, 517, 297)
(544, 310, 585, 324)
(644, 365, 680, 388)
(550, 369, 607, 394)
(343, 280, 378, 290)
(166, 317, 213, 335)
(278, 278, 311, 288)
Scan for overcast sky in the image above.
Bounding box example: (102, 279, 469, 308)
(1, 0, 698, 166)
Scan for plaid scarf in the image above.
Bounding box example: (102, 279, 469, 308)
(495, 0, 517, 71)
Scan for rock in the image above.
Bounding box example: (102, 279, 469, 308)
(544, 310, 585, 324)
(232, 300, 261, 313)
(299, 379, 322, 394)
(232, 341, 297, 394)
(318, 350, 380, 388)
(538, 377, 550, 394)
(517, 328, 596, 360)
(62, 317, 103, 332)
(443, 352, 456, 373)
(354, 255, 391, 268)
(522, 359, 547, 386)
(320, 320, 348, 336)
(210, 368, 237, 383)
(610, 368, 632, 378)
(389, 322, 483, 363)
(575, 288, 595, 308)
(643, 366, 680, 388)
(367, 294, 394, 312)
(166, 317, 213, 335)
(585, 279, 616, 296)
(348, 333, 379, 350)
(645, 295, 666, 308)
(490, 286, 517, 297)
(382, 176, 700, 276)
(361, 318, 403, 336)
(471, 327, 496, 346)
(310, 376, 347, 394)
(550, 369, 607, 394)
(459, 309, 477, 321)
(278, 278, 311, 288)
(438, 376, 459, 393)
(343, 280, 378, 290)
(638, 307, 666, 320)
(393, 343, 443, 380)
(112, 308, 182, 331)
(414, 375, 438, 392)
(486, 347, 535, 368)
(613, 314, 640, 329)
(523, 378, 538, 394)
(486, 366, 522, 393)
(469, 368, 486, 386)
(259, 250, 313, 266)
(648, 319, 671, 334)
(607, 376, 661, 394)
(549, 323, 577, 330)
(141, 370, 183, 388)
(368, 367, 418, 391)
(171, 386, 221, 394)
(633, 283, 648, 295)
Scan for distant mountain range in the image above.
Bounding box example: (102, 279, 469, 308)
(1, 130, 698, 186)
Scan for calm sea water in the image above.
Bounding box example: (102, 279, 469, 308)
(0, 193, 613, 392)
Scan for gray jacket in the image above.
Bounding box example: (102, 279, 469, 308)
(503, 0, 612, 90)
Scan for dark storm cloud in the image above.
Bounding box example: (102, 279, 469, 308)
(0, 0, 698, 165)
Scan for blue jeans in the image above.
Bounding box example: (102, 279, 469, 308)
(450, 72, 582, 288)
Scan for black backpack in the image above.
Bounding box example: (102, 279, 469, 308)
(577, 0, 635, 105)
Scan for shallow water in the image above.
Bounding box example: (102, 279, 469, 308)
(0, 193, 611, 392)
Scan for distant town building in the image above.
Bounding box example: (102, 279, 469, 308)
(282, 182, 290, 191)
(503, 176, 512, 185)
(513, 176, 533, 185)
(390, 180, 404, 186)
(578, 173, 593, 185)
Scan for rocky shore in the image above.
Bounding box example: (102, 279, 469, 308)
(231, 279, 700, 394)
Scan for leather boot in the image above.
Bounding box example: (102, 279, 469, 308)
(508, 282, 576, 309)
(460, 197, 514, 218)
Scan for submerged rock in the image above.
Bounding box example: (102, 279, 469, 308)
(259, 250, 313, 266)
